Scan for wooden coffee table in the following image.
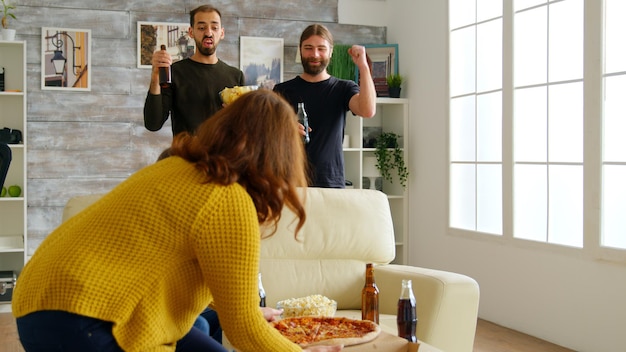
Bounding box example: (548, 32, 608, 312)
(337, 311, 443, 352)
(343, 331, 442, 352)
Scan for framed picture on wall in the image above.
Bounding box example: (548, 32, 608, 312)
(240, 36, 283, 90)
(41, 27, 92, 91)
(355, 44, 399, 97)
(137, 21, 195, 69)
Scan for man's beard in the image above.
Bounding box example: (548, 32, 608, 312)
(302, 57, 329, 75)
(194, 37, 217, 56)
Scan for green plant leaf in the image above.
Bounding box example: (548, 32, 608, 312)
(373, 132, 408, 189)
(328, 44, 356, 81)
(386, 74, 403, 88)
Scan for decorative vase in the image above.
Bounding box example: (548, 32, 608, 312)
(363, 156, 382, 191)
(1, 28, 16, 41)
(388, 87, 401, 98)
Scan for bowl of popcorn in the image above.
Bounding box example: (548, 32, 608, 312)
(276, 294, 337, 318)
(219, 85, 259, 104)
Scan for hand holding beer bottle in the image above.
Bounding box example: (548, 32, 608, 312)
(150, 44, 172, 93)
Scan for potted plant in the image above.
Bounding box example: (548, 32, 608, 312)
(1, 0, 16, 41)
(386, 74, 403, 98)
(374, 132, 408, 189)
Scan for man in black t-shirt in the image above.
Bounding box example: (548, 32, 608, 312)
(274, 24, 376, 188)
(144, 5, 244, 136)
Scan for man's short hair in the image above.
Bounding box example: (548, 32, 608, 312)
(190, 5, 222, 27)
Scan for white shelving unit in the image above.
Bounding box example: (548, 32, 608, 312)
(344, 97, 409, 264)
(0, 40, 27, 309)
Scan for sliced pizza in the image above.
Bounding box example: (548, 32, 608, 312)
(271, 316, 381, 347)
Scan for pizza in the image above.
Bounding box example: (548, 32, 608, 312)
(270, 316, 381, 347)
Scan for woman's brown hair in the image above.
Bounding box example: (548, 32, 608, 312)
(170, 89, 308, 236)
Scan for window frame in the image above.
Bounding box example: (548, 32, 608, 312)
(447, 0, 626, 264)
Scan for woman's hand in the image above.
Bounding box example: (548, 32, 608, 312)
(303, 345, 344, 351)
(261, 307, 283, 322)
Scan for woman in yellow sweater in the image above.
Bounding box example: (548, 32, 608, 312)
(12, 90, 342, 352)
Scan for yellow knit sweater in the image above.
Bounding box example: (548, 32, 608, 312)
(13, 157, 301, 352)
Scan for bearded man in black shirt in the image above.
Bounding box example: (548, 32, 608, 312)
(144, 5, 244, 136)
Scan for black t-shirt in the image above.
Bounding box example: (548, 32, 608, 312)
(144, 58, 244, 135)
(274, 76, 359, 188)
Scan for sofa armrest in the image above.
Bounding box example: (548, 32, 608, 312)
(376, 264, 480, 352)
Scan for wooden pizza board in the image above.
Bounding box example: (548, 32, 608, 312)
(343, 331, 420, 352)
(223, 330, 424, 352)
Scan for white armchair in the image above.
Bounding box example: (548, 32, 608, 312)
(257, 188, 479, 352)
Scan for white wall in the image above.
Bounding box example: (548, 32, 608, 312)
(338, 0, 387, 27)
(341, 1, 626, 351)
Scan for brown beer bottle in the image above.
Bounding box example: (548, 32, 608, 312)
(397, 279, 417, 342)
(159, 45, 172, 89)
(361, 263, 379, 323)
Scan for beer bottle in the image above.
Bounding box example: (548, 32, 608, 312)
(361, 263, 379, 323)
(397, 279, 417, 342)
(297, 102, 310, 144)
(159, 45, 172, 89)
(258, 272, 266, 307)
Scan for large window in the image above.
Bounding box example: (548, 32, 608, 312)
(603, 0, 626, 250)
(449, 0, 626, 257)
(449, 0, 503, 235)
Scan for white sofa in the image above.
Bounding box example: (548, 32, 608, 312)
(62, 188, 480, 352)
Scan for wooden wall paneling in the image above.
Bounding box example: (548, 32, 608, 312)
(16, 8, 130, 38)
(28, 149, 145, 178)
(28, 121, 142, 151)
(26, 92, 145, 122)
(19, 0, 184, 13)
(190, 0, 338, 22)
(27, 178, 128, 208)
(91, 39, 139, 68)
(27, 207, 65, 252)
